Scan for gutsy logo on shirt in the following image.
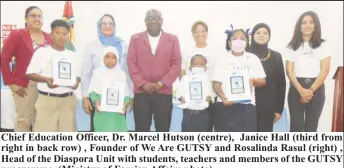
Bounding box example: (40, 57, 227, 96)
(301, 44, 315, 57)
(301, 50, 314, 57)
(227, 62, 251, 73)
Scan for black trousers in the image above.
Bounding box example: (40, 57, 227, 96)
(288, 78, 325, 132)
(182, 108, 209, 132)
(133, 92, 173, 132)
(213, 103, 257, 132)
(256, 100, 275, 132)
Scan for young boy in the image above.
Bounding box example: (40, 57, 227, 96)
(177, 54, 212, 132)
(26, 19, 81, 132)
(87, 46, 130, 132)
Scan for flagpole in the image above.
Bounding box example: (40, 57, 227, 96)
(69, 28, 72, 51)
(69, 1, 72, 51)
(63, 0, 74, 51)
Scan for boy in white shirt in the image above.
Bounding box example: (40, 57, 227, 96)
(177, 54, 212, 132)
(26, 19, 81, 132)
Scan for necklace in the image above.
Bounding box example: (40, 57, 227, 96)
(260, 49, 271, 61)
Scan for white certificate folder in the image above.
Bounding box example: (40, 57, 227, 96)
(184, 75, 207, 103)
(226, 71, 251, 103)
(52, 57, 76, 87)
(100, 82, 125, 112)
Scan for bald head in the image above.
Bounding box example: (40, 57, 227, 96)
(145, 9, 162, 18)
(145, 9, 163, 37)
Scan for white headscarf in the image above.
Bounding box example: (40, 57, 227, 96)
(88, 46, 128, 95)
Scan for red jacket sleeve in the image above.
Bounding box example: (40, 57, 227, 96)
(1, 30, 19, 85)
(43, 32, 52, 45)
(127, 35, 146, 89)
(160, 35, 182, 89)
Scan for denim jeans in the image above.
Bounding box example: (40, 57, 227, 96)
(182, 108, 210, 132)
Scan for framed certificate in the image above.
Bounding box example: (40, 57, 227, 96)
(183, 74, 208, 104)
(106, 88, 119, 106)
(230, 76, 244, 94)
(58, 61, 71, 80)
(52, 57, 76, 86)
(100, 82, 125, 112)
(189, 81, 203, 101)
(225, 71, 251, 103)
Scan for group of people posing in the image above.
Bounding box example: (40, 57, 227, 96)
(0, 6, 331, 133)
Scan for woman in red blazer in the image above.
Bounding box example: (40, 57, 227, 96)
(1, 6, 52, 132)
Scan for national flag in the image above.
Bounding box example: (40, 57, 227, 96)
(62, 1, 76, 52)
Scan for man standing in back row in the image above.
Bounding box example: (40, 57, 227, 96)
(128, 9, 181, 132)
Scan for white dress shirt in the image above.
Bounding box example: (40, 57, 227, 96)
(148, 31, 162, 55)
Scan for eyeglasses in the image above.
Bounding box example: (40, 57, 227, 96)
(27, 14, 43, 19)
(101, 22, 114, 27)
(146, 16, 162, 22)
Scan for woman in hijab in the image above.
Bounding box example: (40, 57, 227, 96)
(81, 14, 133, 130)
(88, 46, 130, 132)
(249, 23, 286, 132)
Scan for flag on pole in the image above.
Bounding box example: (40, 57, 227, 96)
(62, 1, 76, 52)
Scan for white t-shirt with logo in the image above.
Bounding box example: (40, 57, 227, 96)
(285, 42, 331, 78)
(26, 47, 81, 94)
(212, 51, 266, 105)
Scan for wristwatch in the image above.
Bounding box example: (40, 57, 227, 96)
(157, 81, 164, 87)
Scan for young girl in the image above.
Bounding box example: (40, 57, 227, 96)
(177, 54, 212, 132)
(212, 29, 266, 132)
(88, 46, 130, 132)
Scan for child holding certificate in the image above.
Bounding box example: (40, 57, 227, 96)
(176, 54, 213, 132)
(212, 28, 267, 132)
(88, 46, 130, 132)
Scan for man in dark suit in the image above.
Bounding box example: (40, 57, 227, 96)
(128, 9, 181, 132)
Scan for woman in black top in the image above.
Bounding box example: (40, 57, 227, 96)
(249, 23, 286, 132)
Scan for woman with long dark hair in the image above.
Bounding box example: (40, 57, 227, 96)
(1, 6, 52, 132)
(249, 23, 286, 132)
(286, 11, 331, 132)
